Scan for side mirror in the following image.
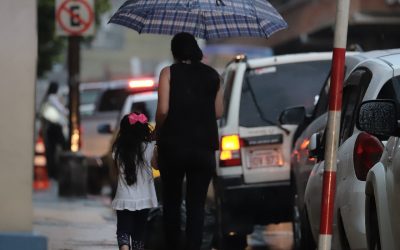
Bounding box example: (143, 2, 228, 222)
(97, 124, 113, 134)
(279, 106, 306, 125)
(308, 132, 325, 160)
(357, 100, 399, 137)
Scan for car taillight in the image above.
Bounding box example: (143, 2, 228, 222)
(353, 132, 383, 181)
(219, 135, 242, 167)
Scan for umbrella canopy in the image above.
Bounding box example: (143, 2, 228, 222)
(109, 0, 287, 40)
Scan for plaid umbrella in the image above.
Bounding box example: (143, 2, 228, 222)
(109, 0, 287, 40)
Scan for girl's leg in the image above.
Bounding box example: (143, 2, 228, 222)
(116, 210, 133, 249)
(130, 209, 150, 250)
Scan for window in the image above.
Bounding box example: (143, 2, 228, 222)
(98, 89, 130, 112)
(239, 60, 331, 127)
(377, 76, 400, 103)
(339, 69, 372, 143)
(80, 89, 102, 116)
(220, 69, 236, 127)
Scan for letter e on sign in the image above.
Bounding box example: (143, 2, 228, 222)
(56, 0, 95, 36)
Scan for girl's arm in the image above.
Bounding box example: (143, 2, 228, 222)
(215, 77, 224, 119)
(154, 67, 170, 139)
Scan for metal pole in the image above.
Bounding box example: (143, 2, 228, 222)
(318, 0, 350, 249)
(318, 0, 350, 250)
(67, 36, 81, 152)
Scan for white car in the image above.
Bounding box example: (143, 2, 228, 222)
(81, 78, 157, 168)
(304, 49, 400, 250)
(357, 99, 400, 249)
(287, 51, 362, 250)
(213, 52, 334, 249)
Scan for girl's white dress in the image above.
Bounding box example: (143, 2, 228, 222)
(111, 146, 158, 211)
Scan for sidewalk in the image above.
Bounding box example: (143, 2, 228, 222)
(33, 181, 293, 250)
(33, 181, 117, 250)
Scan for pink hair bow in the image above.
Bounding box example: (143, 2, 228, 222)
(128, 113, 148, 125)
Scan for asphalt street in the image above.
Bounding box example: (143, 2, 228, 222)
(33, 182, 293, 250)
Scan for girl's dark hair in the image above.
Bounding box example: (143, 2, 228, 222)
(171, 32, 203, 62)
(112, 113, 152, 185)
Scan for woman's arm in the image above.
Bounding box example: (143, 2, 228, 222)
(154, 67, 170, 137)
(215, 78, 224, 119)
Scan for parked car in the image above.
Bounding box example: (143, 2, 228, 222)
(286, 51, 366, 249)
(212, 52, 334, 249)
(303, 49, 400, 250)
(356, 94, 400, 249)
(81, 78, 157, 193)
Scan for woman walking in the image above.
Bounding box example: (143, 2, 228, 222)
(155, 32, 224, 250)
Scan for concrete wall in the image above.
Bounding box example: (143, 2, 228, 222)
(0, 0, 37, 231)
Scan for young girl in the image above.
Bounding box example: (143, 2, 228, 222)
(111, 112, 158, 250)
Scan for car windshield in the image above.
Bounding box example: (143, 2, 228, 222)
(240, 60, 331, 127)
(80, 89, 102, 116)
(98, 89, 131, 112)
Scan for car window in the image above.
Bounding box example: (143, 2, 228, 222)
(130, 99, 157, 122)
(220, 69, 236, 127)
(339, 69, 372, 143)
(239, 60, 331, 127)
(98, 89, 130, 112)
(377, 76, 400, 103)
(80, 89, 102, 116)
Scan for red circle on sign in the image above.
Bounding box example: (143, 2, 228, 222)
(56, 0, 94, 35)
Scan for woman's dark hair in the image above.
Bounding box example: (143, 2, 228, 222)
(112, 113, 152, 185)
(171, 32, 203, 62)
(46, 81, 59, 96)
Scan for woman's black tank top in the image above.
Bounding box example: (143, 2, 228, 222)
(158, 62, 220, 151)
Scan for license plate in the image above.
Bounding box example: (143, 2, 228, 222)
(248, 149, 280, 168)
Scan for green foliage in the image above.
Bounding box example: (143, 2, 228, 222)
(37, 0, 111, 77)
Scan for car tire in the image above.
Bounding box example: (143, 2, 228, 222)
(367, 196, 381, 250)
(338, 212, 351, 250)
(213, 196, 247, 250)
(294, 206, 316, 250)
(219, 234, 247, 250)
(292, 194, 302, 249)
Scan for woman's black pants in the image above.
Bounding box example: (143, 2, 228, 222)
(159, 146, 215, 250)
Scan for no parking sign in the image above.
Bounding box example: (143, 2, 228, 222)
(56, 0, 95, 36)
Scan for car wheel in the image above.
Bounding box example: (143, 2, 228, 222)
(296, 207, 316, 250)
(213, 196, 247, 250)
(292, 194, 302, 249)
(368, 197, 381, 250)
(338, 212, 351, 249)
(219, 234, 247, 250)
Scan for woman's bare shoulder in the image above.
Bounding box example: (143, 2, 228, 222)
(160, 66, 171, 75)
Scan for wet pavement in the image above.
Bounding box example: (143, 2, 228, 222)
(33, 181, 293, 250)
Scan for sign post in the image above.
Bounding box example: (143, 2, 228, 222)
(55, 0, 94, 196)
(55, 0, 94, 151)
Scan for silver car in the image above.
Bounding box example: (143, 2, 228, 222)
(303, 49, 400, 250)
(356, 77, 400, 250)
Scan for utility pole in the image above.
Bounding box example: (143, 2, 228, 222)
(67, 36, 81, 152)
(55, 0, 95, 196)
